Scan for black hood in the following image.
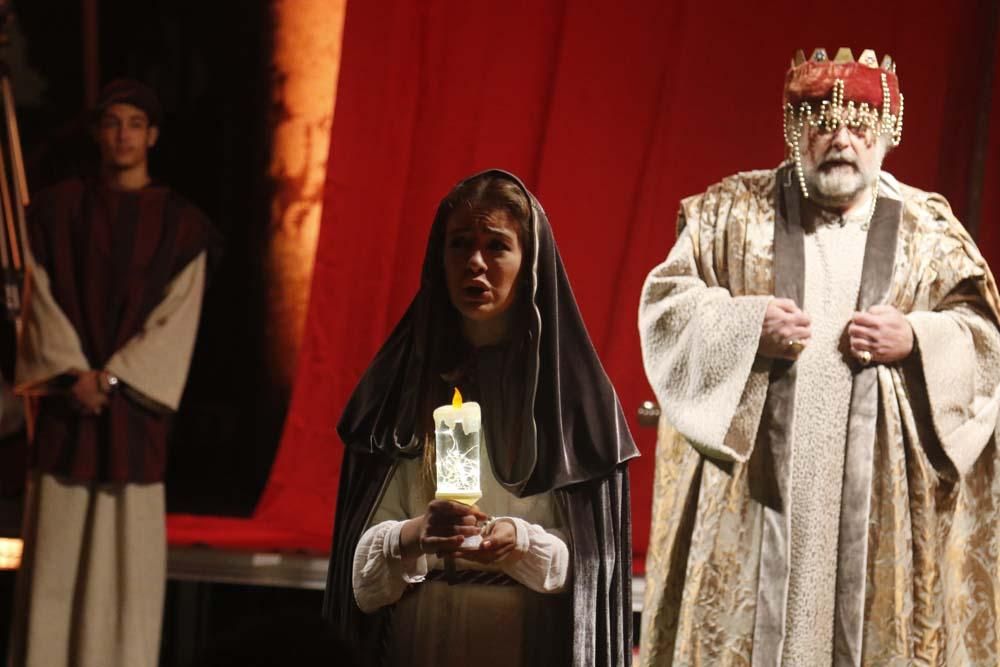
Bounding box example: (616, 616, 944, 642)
(336, 168, 637, 495)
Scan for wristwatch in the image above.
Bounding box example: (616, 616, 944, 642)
(101, 371, 120, 394)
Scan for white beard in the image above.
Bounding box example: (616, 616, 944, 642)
(802, 143, 887, 209)
(808, 166, 868, 206)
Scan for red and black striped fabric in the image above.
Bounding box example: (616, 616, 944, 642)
(27, 178, 219, 483)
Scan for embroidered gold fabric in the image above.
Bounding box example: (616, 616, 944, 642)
(639, 168, 1000, 666)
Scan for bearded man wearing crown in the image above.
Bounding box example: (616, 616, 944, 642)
(638, 48, 1000, 666)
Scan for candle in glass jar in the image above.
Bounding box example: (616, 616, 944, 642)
(433, 388, 482, 507)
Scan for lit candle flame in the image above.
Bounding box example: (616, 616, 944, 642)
(452, 387, 463, 408)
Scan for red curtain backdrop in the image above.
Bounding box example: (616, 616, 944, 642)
(169, 1, 1000, 563)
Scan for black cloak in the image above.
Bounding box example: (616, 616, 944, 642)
(323, 170, 639, 666)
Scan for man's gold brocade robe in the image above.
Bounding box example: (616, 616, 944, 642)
(638, 166, 1000, 666)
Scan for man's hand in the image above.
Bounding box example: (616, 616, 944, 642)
(70, 370, 109, 415)
(847, 305, 914, 364)
(759, 298, 812, 360)
(399, 500, 487, 559)
(453, 519, 520, 565)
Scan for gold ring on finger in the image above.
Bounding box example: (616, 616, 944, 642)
(785, 339, 805, 354)
(857, 350, 873, 366)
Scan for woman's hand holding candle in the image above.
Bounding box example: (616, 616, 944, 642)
(451, 519, 521, 564)
(400, 500, 488, 559)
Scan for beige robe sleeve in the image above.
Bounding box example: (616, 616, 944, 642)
(492, 516, 570, 594)
(105, 252, 207, 412)
(639, 227, 772, 463)
(906, 298, 1000, 476)
(15, 263, 90, 393)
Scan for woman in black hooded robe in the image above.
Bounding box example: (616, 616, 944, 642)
(324, 170, 638, 666)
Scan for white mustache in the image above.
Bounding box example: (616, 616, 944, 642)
(820, 152, 858, 168)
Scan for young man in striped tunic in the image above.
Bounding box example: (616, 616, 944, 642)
(8, 79, 218, 667)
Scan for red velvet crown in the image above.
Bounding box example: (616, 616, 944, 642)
(782, 49, 904, 200)
(783, 48, 901, 115)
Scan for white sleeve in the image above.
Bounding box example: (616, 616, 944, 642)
(493, 516, 571, 594)
(639, 227, 772, 462)
(905, 300, 1000, 475)
(105, 252, 206, 411)
(15, 263, 90, 393)
(351, 459, 429, 613)
(352, 519, 428, 613)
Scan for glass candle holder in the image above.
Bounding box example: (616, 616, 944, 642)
(433, 389, 482, 549)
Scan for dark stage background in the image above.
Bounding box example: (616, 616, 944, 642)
(3, 0, 1000, 574)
